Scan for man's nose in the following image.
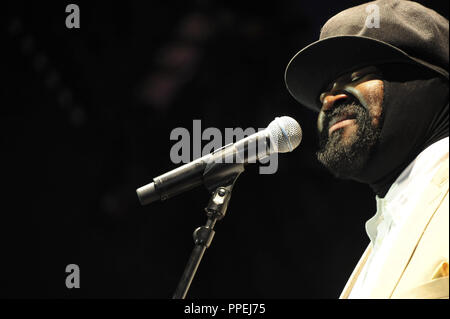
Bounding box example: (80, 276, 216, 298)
(321, 94, 349, 112)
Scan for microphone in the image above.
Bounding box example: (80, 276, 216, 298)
(136, 116, 302, 205)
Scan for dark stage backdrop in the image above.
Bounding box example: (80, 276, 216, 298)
(2, 1, 448, 299)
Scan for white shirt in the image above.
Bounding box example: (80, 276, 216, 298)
(348, 137, 449, 298)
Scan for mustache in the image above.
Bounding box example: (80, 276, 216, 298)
(318, 101, 367, 146)
(320, 101, 366, 134)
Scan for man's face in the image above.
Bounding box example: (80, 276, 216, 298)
(316, 66, 384, 178)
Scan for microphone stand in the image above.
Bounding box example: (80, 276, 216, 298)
(172, 161, 244, 299)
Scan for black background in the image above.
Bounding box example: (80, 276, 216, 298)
(2, 0, 448, 299)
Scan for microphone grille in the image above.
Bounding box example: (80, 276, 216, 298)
(267, 116, 302, 153)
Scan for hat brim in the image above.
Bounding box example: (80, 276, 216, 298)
(285, 35, 449, 112)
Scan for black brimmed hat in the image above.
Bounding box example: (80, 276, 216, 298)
(285, 0, 449, 112)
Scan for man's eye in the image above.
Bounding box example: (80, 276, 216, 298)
(351, 72, 377, 82)
(351, 74, 363, 82)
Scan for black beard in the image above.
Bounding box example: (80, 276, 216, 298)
(316, 102, 382, 179)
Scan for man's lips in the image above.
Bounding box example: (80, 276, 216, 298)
(328, 114, 357, 135)
(328, 119, 356, 134)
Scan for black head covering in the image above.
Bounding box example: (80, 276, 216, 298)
(352, 63, 449, 197)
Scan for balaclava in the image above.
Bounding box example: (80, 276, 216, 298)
(352, 63, 449, 197)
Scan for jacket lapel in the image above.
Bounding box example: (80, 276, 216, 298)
(340, 244, 372, 298)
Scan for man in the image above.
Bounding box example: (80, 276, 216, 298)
(285, 0, 449, 298)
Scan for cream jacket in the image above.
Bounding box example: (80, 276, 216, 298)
(340, 158, 449, 299)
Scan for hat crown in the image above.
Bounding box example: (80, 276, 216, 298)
(320, 0, 449, 72)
